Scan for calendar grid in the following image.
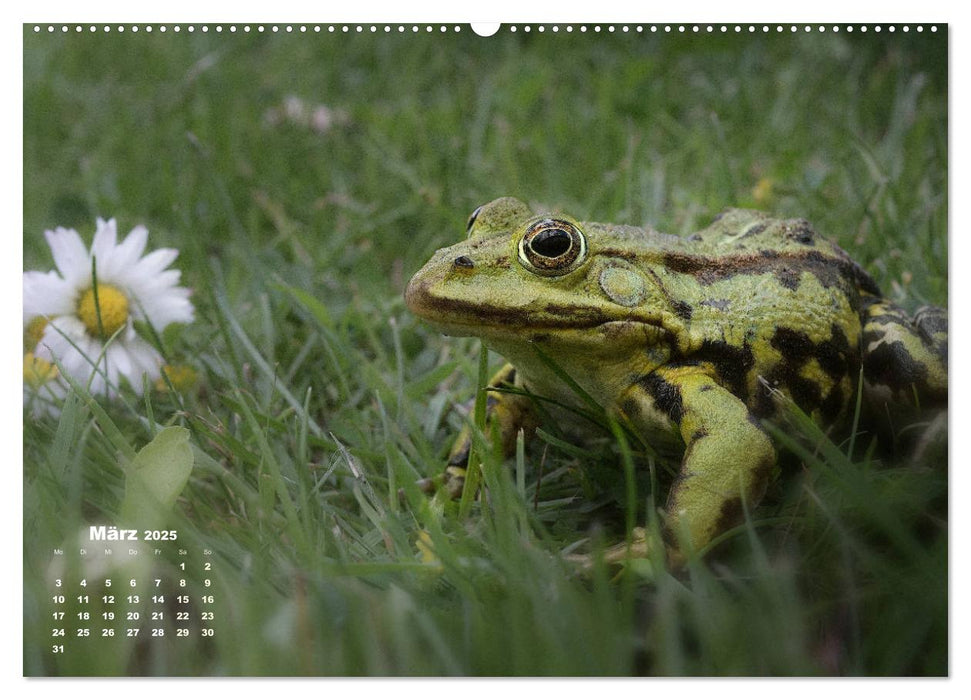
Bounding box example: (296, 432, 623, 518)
(38, 529, 220, 674)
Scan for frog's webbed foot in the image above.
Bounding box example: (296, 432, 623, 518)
(564, 527, 649, 570)
(429, 363, 537, 499)
(563, 526, 690, 578)
(408, 466, 467, 503)
(442, 466, 467, 499)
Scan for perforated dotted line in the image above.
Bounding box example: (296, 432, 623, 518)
(31, 24, 942, 35)
(31, 25, 466, 34)
(508, 25, 940, 34)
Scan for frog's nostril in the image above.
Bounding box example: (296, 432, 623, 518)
(453, 255, 475, 269)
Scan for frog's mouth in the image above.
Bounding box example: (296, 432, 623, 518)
(405, 275, 668, 346)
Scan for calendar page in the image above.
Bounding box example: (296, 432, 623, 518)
(43, 529, 216, 671)
(22, 19, 948, 677)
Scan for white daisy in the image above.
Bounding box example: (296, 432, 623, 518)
(23, 218, 194, 397)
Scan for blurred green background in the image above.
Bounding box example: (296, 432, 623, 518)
(23, 24, 947, 676)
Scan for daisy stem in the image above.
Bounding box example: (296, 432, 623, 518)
(90, 255, 106, 340)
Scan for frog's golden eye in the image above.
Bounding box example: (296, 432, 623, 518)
(465, 206, 483, 237)
(518, 218, 586, 276)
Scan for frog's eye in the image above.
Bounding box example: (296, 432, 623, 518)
(518, 218, 586, 276)
(465, 205, 483, 237)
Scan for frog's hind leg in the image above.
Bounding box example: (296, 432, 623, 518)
(861, 297, 948, 409)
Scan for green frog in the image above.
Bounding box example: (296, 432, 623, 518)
(405, 197, 947, 566)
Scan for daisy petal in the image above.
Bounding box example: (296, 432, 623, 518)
(128, 248, 179, 280)
(108, 225, 150, 278)
(44, 227, 90, 286)
(23, 270, 76, 321)
(90, 218, 119, 277)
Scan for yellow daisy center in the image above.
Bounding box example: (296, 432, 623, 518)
(77, 283, 129, 338)
(24, 316, 48, 353)
(24, 352, 59, 388)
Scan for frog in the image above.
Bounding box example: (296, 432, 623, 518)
(404, 197, 947, 567)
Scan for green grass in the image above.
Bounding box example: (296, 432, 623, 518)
(23, 25, 947, 676)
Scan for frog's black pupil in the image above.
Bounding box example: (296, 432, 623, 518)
(531, 228, 572, 258)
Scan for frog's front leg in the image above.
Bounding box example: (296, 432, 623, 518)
(439, 363, 538, 497)
(622, 367, 776, 566)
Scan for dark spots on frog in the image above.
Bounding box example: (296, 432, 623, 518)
(692, 340, 755, 400)
(863, 301, 946, 358)
(789, 376, 823, 412)
(860, 303, 947, 404)
(914, 306, 948, 337)
(639, 373, 685, 424)
(686, 233, 703, 242)
(690, 428, 708, 442)
(785, 220, 816, 246)
(706, 452, 774, 532)
(820, 385, 844, 422)
(662, 249, 882, 297)
(859, 294, 884, 312)
(757, 361, 823, 416)
(700, 298, 731, 312)
(751, 384, 778, 419)
(804, 251, 882, 297)
(713, 497, 744, 535)
(662, 252, 718, 277)
(775, 267, 801, 290)
(453, 255, 475, 269)
(596, 248, 639, 262)
(862, 316, 906, 340)
(671, 300, 693, 320)
(863, 340, 931, 395)
(816, 325, 854, 380)
(862, 326, 887, 344)
(771, 327, 815, 363)
(493, 255, 510, 268)
(530, 333, 552, 343)
(741, 222, 769, 239)
(763, 325, 859, 420)
(772, 325, 856, 381)
(643, 268, 693, 321)
(754, 372, 820, 421)
(913, 306, 949, 362)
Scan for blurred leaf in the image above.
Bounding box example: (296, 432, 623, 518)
(119, 426, 194, 527)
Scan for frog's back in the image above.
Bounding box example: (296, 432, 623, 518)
(663, 209, 881, 293)
(636, 209, 945, 424)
